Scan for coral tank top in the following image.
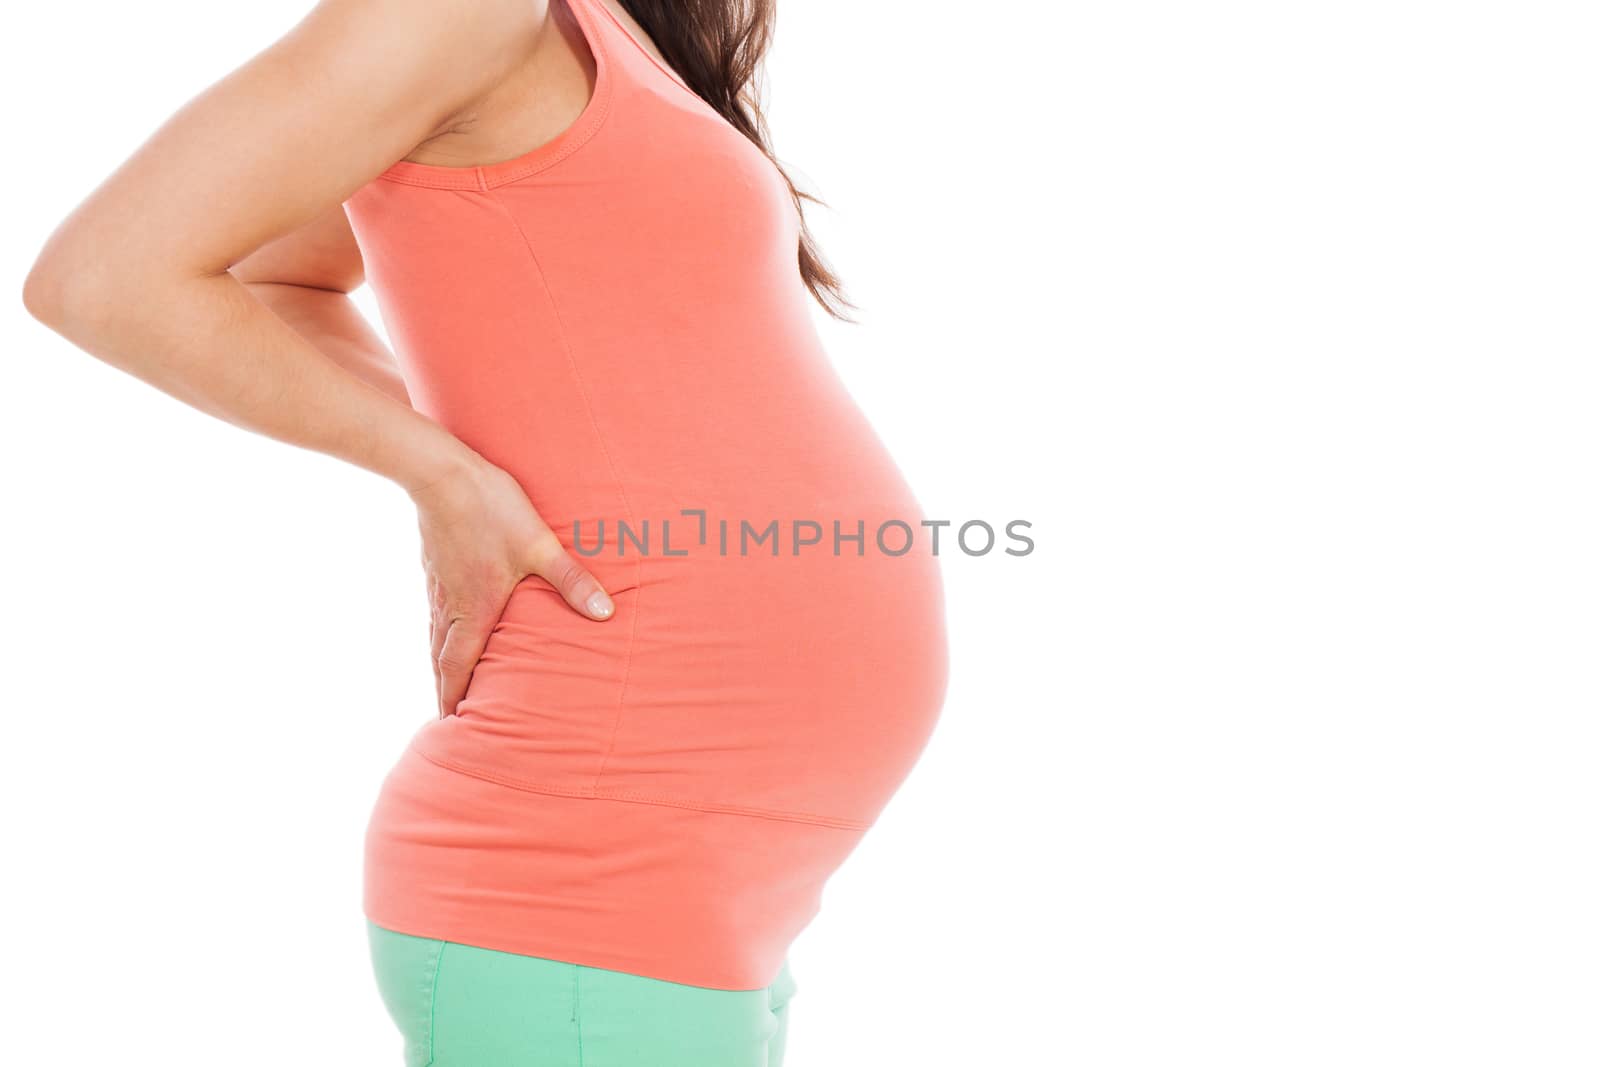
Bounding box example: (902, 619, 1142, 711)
(343, 0, 948, 990)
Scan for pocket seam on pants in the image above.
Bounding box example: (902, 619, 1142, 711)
(423, 940, 446, 1067)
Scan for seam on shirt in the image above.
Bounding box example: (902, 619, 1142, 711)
(484, 188, 644, 799)
(413, 745, 871, 830)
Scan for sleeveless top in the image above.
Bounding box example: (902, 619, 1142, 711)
(343, 0, 948, 990)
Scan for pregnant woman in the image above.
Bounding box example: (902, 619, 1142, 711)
(23, 0, 947, 1062)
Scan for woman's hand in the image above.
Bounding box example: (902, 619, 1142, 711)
(410, 457, 614, 717)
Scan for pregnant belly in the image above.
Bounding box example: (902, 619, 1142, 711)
(410, 528, 949, 830)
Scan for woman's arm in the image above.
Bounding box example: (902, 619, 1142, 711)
(231, 203, 410, 404)
(19, 0, 522, 489)
(20, 0, 614, 715)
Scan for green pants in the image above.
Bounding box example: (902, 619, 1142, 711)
(367, 921, 798, 1066)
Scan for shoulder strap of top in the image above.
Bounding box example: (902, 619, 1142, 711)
(567, 0, 696, 96)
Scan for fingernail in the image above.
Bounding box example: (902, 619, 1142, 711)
(586, 591, 614, 619)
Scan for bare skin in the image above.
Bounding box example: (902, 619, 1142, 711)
(18, 0, 673, 716)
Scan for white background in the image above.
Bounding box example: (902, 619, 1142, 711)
(3, 1, 1597, 1064)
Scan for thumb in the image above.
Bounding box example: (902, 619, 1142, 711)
(525, 533, 615, 620)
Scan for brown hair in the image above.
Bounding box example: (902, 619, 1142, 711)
(615, 0, 857, 321)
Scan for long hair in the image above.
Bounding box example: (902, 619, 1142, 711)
(615, 0, 857, 321)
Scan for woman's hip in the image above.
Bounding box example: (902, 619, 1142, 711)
(367, 919, 797, 1067)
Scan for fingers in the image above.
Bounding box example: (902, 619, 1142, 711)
(425, 569, 447, 711)
(418, 521, 613, 718)
(427, 563, 492, 718)
(435, 611, 495, 718)
(524, 531, 614, 620)
(425, 572, 451, 713)
(428, 612, 442, 708)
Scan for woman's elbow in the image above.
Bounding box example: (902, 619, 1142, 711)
(26, 241, 100, 334)
(21, 253, 73, 329)
(23, 237, 145, 339)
